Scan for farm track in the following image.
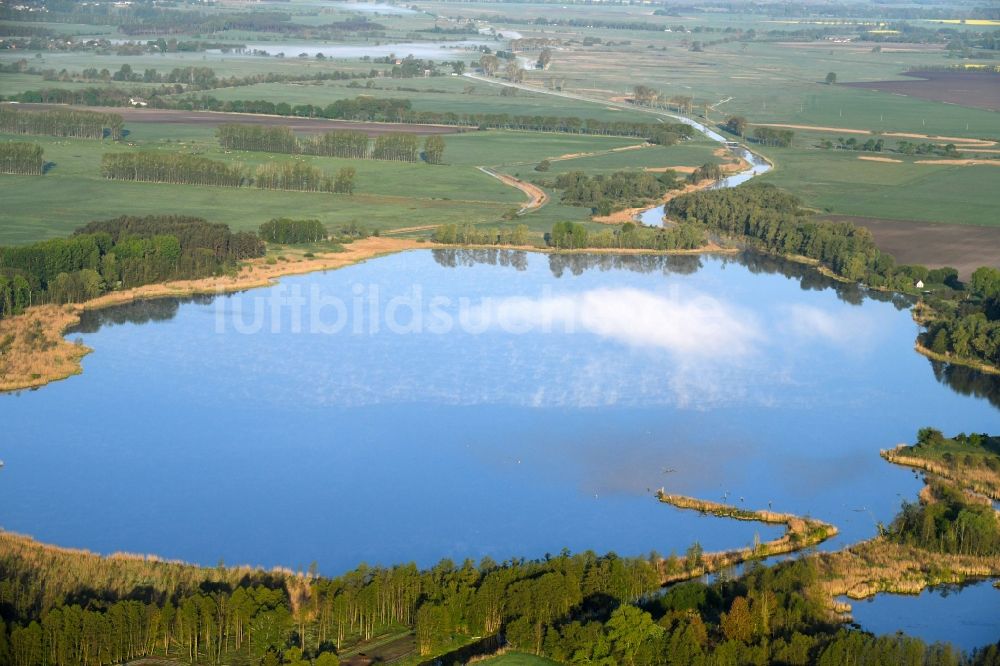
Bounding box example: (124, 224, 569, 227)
(477, 167, 549, 213)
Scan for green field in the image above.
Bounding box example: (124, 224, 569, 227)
(756, 143, 1000, 227)
(0, 124, 725, 243)
(0, 129, 516, 243)
(2, 0, 998, 242)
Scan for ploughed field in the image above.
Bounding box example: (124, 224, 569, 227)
(820, 216, 1000, 278)
(843, 71, 1000, 112)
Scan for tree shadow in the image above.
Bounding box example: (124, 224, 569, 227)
(42, 161, 56, 174)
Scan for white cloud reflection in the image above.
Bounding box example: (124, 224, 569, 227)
(476, 287, 763, 359)
(778, 304, 885, 352)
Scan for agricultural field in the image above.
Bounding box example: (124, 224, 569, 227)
(754, 141, 1000, 227)
(0, 117, 722, 242)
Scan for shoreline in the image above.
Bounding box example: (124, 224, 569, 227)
(655, 490, 838, 585)
(0, 239, 745, 394)
(1, 231, 993, 394)
(0, 236, 426, 393)
(881, 445, 1000, 502)
(913, 340, 1000, 376)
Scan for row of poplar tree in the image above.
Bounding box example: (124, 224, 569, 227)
(216, 124, 445, 164)
(0, 107, 123, 140)
(0, 141, 44, 175)
(99, 152, 356, 193)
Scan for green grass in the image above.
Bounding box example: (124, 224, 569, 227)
(0, 121, 729, 243)
(0, 131, 526, 243)
(534, 140, 723, 175)
(196, 76, 655, 123)
(756, 144, 1000, 226)
(442, 131, 642, 167)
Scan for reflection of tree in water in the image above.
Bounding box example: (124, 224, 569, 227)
(431, 248, 528, 271)
(70, 295, 214, 334)
(548, 253, 702, 278)
(737, 251, 913, 311)
(931, 361, 1000, 410)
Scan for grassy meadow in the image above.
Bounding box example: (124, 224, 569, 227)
(754, 130, 1000, 227)
(0, 121, 726, 243)
(1, 0, 998, 244)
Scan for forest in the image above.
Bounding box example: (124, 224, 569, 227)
(0, 216, 262, 317)
(0, 142, 44, 176)
(665, 184, 919, 286)
(0, 107, 123, 141)
(3, 516, 999, 666)
(921, 267, 1000, 370)
(551, 170, 681, 215)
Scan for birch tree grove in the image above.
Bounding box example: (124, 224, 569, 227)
(100, 152, 245, 187)
(0, 107, 122, 140)
(0, 142, 44, 175)
(254, 161, 334, 192)
(371, 133, 419, 162)
(216, 123, 298, 153)
(301, 130, 371, 159)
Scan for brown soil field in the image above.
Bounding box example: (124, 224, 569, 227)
(844, 70, 1000, 111)
(645, 165, 698, 173)
(6, 103, 463, 136)
(857, 156, 902, 163)
(915, 158, 1000, 166)
(820, 215, 1000, 278)
(757, 122, 996, 146)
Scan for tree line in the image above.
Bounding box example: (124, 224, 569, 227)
(3, 91, 700, 142)
(548, 221, 706, 253)
(664, 184, 903, 285)
(99, 152, 356, 193)
(750, 127, 795, 148)
(0, 216, 263, 317)
(216, 124, 437, 164)
(431, 224, 530, 246)
(3, 527, 997, 666)
(101, 152, 246, 188)
(0, 107, 123, 141)
(258, 219, 328, 245)
(662, 185, 1000, 370)
(0, 142, 44, 175)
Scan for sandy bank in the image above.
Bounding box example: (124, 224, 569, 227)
(655, 490, 838, 585)
(857, 156, 902, 163)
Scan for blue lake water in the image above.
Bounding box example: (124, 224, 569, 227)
(1, 250, 998, 584)
(843, 580, 1000, 652)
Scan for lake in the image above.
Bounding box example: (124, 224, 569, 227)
(1, 250, 998, 581)
(843, 580, 1000, 652)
